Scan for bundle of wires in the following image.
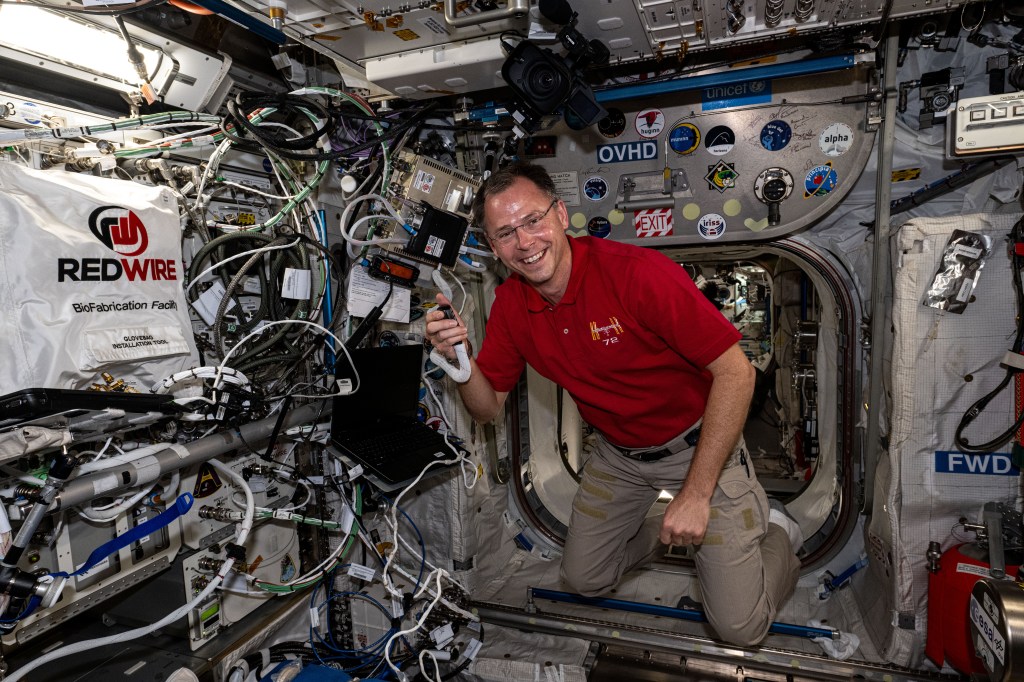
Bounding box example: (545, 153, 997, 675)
(954, 215, 1024, 453)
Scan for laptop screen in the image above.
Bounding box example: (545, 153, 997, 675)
(332, 345, 424, 428)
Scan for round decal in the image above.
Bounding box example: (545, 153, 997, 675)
(571, 212, 587, 229)
(587, 216, 611, 238)
(669, 122, 701, 155)
(804, 163, 838, 198)
(759, 120, 792, 151)
(819, 122, 854, 157)
(697, 213, 727, 240)
(682, 203, 701, 220)
(608, 209, 625, 225)
(704, 125, 736, 155)
(723, 199, 743, 216)
(598, 108, 627, 138)
(17, 102, 41, 126)
(635, 109, 665, 138)
(583, 176, 608, 202)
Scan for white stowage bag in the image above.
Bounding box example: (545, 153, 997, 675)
(0, 161, 200, 393)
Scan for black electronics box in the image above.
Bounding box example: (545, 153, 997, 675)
(404, 204, 468, 267)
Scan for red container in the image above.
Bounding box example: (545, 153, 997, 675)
(926, 543, 1020, 675)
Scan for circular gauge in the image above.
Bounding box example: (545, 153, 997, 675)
(759, 120, 792, 151)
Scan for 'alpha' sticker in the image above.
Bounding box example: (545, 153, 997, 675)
(819, 122, 853, 156)
(583, 176, 609, 201)
(804, 163, 838, 198)
(635, 109, 665, 138)
(633, 208, 673, 237)
(697, 213, 726, 239)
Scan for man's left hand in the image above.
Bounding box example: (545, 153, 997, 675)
(660, 490, 711, 547)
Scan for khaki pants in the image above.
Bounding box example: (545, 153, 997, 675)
(560, 433, 800, 646)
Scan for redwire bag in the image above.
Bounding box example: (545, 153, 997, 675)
(0, 161, 199, 393)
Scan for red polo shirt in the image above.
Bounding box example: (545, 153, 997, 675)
(475, 236, 741, 447)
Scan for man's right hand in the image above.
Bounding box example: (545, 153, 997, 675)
(424, 294, 470, 361)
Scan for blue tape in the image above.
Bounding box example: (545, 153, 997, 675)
(56, 492, 194, 578)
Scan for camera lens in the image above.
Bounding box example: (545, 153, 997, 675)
(526, 62, 564, 98)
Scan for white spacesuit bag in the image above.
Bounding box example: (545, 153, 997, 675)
(0, 161, 199, 393)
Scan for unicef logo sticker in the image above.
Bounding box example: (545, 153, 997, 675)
(697, 213, 727, 240)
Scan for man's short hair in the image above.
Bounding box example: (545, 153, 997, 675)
(471, 162, 558, 228)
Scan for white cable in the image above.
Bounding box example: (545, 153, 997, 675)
(0, 465, 44, 486)
(216, 319, 356, 399)
(384, 570, 447, 680)
(418, 650, 443, 682)
(455, 257, 486, 272)
(6, 545, 241, 682)
(186, 238, 301, 295)
(457, 245, 495, 258)
(339, 193, 405, 258)
(158, 366, 249, 393)
(75, 483, 157, 523)
(427, 344, 471, 384)
(139, 124, 218, 147)
(345, 214, 406, 251)
(218, 179, 298, 201)
(422, 376, 478, 491)
(452, 275, 468, 317)
(75, 441, 174, 474)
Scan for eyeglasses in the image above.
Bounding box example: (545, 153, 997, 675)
(487, 199, 558, 246)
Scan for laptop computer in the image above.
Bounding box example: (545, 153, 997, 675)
(330, 345, 460, 492)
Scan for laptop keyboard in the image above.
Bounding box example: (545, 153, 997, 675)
(337, 420, 448, 469)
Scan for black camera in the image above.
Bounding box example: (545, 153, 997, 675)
(501, 41, 604, 126)
(499, 0, 607, 130)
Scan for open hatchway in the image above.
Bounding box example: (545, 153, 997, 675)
(503, 236, 864, 575)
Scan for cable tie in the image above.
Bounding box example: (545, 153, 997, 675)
(224, 543, 247, 562)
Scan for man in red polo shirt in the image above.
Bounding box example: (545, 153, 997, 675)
(424, 162, 801, 646)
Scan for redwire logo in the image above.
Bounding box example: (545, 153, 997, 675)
(90, 205, 149, 257)
(58, 205, 177, 282)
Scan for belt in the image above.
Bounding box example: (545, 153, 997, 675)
(613, 424, 702, 462)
